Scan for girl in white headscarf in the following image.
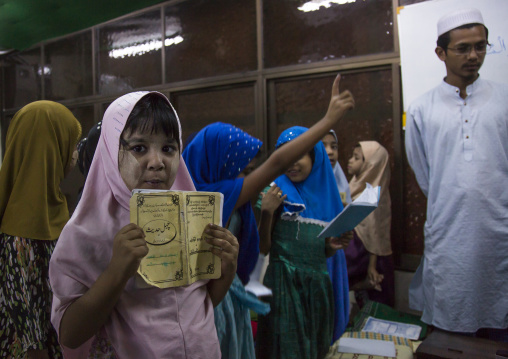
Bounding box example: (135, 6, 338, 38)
(345, 141, 394, 307)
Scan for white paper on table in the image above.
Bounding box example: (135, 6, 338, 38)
(337, 337, 396, 357)
(362, 316, 422, 340)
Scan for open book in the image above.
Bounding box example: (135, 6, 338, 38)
(318, 184, 380, 238)
(362, 317, 422, 340)
(130, 190, 223, 288)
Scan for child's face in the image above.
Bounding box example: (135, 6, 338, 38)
(65, 146, 79, 177)
(285, 152, 313, 183)
(322, 133, 339, 168)
(238, 157, 258, 178)
(347, 146, 364, 177)
(118, 129, 180, 191)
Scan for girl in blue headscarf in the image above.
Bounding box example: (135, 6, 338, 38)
(322, 129, 352, 342)
(183, 75, 355, 359)
(183, 123, 266, 359)
(256, 127, 351, 359)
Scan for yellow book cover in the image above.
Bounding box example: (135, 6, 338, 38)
(130, 190, 223, 288)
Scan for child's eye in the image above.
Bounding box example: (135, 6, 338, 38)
(162, 145, 178, 153)
(130, 145, 146, 153)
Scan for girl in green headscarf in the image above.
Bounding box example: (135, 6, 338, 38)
(0, 101, 81, 358)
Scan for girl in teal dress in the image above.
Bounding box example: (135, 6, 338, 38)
(256, 126, 351, 359)
(183, 75, 354, 358)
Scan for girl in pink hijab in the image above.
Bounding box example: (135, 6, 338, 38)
(49, 92, 239, 358)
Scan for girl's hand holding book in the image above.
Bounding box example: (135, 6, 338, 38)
(204, 224, 239, 278)
(325, 236, 346, 257)
(338, 231, 353, 249)
(109, 223, 149, 280)
(325, 230, 353, 254)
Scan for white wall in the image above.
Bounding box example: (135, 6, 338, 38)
(398, 0, 508, 113)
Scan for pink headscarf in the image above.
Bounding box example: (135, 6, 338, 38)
(349, 141, 392, 256)
(49, 92, 220, 358)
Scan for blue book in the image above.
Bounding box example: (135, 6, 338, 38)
(318, 184, 380, 238)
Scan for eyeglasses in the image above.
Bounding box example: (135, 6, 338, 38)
(447, 43, 490, 56)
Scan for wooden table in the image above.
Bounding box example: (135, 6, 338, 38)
(416, 329, 508, 359)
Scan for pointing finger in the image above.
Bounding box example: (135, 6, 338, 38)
(331, 74, 341, 97)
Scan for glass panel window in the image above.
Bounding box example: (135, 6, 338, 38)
(269, 70, 393, 158)
(70, 105, 96, 140)
(3, 48, 42, 109)
(101, 101, 113, 119)
(61, 105, 96, 214)
(45, 31, 93, 101)
(269, 69, 395, 235)
(164, 0, 257, 83)
(97, 10, 162, 95)
(171, 85, 256, 148)
(263, 0, 394, 68)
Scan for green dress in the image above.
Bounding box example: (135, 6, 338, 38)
(257, 218, 334, 359)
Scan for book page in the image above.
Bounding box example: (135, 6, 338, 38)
(185, 192, 222, 284)
(362, 317, 422, 340)
(130, 192, 187, 288)
(317, 184, 380, 238)
(354, 183, 380, 205)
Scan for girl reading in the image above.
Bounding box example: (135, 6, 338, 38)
(345, 141, 394, 307)
(256, 126, 351, 359)
(182, 75, 354, 358)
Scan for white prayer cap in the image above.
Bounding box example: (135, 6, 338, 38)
(437, 8, 484, 37)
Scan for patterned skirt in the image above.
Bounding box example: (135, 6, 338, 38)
(0, 233, 62, 358)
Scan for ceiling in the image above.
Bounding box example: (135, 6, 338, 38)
(0, 0, 167, 52)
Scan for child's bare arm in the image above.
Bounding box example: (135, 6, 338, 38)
(367, 253, 383, 284)
(235, 74, 355, 211)
(59, 224, 148, 348)
(258, 185, 286, 254)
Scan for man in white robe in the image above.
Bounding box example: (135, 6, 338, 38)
(405, 8, 508, 338)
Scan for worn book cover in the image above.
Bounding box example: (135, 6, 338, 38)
(318, 184, 380, 238)
(130, 190, 223, 288)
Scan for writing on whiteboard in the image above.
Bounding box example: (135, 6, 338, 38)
(487, 36, 507, 56)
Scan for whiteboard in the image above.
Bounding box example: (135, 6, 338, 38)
(398, 0, 508, 113)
